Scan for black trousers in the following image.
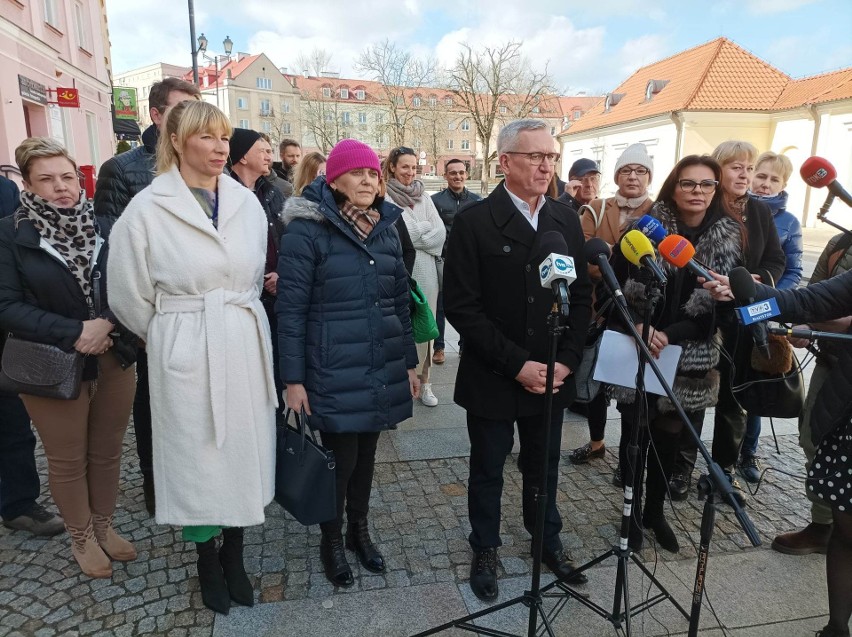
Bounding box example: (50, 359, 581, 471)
(0, 391, 40, 520)
(467, 410, 564, 554)
(587, 390, 609, 442)
(318, 431, 381, 534)
(132, 348, 153, 476)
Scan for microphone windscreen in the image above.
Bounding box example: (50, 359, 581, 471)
(729, 267, 757, 303)
(658, 234, 695, 267)
(800, 156, 837, 189)
(620, 230, 655, 267)
(584, 237, 611, 261)
(634, 215, 667, 244)
(538, 230, 569, 257)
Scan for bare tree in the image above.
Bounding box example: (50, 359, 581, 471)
(295, 48, 334, 77)
(446, 41, 553, 194)
(297, 87, 352, 154)
(356, 39, 437, 148)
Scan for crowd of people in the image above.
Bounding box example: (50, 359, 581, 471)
(0, 76, 849, 637)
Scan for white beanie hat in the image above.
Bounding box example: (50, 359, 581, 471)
(614, 143, 653, 181)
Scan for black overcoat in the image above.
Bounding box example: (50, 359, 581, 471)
(443, 182, 592, 420)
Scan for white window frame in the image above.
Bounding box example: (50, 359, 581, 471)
(461, 140, 470, 150)
(413, 96, 421, 107)
(282, 100, 291, 114)
(444, 96, 453, 106)
(358, 112, 367, 124)
(322, 87, 331, 98)
(446, 139, 454, 150)
(44, 0, 60, 29)
(342, 112, 351, 125)
(259, 99, 271, 116)
(256, 77, 272, 90)
(355, 89, 365, 100)
(340, 88, 349, 99)
(461, 119, 470, 131)
(74, 1, 90, 50)
(239, 119, 250, 128)
(281, 122, 291, 134)
(237, 97, 247, 110)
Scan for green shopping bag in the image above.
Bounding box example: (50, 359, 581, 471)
(409, 277, 439, 343)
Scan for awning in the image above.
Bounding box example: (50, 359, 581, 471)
(112, 116, 141, 139)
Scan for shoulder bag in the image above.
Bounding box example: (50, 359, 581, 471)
(274, 408, 337, 525)
(0, 335, 84, 400)
(409, 277, 439, 343)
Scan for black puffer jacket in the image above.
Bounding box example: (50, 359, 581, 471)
(228, 170, 285, 276)
(93, 124, 158, 236)
(0, 213, 137, 380)
(431, 187, 481, 257)
(756, 269, 852, 444)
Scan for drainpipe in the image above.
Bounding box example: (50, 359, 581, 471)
(802, 104, 821, 227)
(670, 111, 684, 163)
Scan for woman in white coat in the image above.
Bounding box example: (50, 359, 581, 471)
(383, 147, 445, 407)
(107, 101, 276, 615)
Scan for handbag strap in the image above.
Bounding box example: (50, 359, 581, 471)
(284, 407, 321, 453)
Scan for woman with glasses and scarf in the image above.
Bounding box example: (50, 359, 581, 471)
(669, 141, 786, 505)
(0, 138, 138, 578)
(383, 147, 446, 408)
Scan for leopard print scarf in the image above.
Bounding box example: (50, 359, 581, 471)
(19, 190, 97, 297)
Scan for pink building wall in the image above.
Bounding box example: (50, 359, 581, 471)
(0, 0, 114, 179)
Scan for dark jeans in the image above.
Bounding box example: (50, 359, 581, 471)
(132, 348, 153, 476)
(467, 410, 564, 553)
(318, 431, 381, 534)
(742, 413, 761, 458)
(435, 291, 445, 351)
(0, 391, 40, 520)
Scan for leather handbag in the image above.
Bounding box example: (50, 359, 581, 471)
(274, 408, 337, 526)
(0, 335, 84, 400)
(409, 277, 439, 343)
(733, 337, 805, 419)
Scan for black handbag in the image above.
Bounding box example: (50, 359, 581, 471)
(0, 335, 84, 400)
(274, 408, 337, 525)
(733, 342, 805, 419)
(573, 299, 612, 404)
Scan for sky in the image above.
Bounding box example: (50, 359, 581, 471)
(105, 0, 852, 94)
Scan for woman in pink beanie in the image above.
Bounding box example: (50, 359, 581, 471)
(276, 139, 420, 587)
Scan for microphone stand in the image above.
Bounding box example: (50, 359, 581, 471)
(410, 301, 573, 637)
(550, 278, 761, 637)
(816, 193, 852, 237)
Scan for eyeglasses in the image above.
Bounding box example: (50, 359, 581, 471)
(446, 170, 466, 177)
(617, 166, 649, 177)
(390, 146, 416, 160)
(677, 179, 718, 194)
(505, 152, 561, 166)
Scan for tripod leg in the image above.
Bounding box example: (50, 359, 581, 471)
(688, 492, 717, 636)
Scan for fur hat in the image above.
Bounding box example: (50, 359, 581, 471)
(228, 128, 262, 166)
(325, 139, 381, 185)
(614, 143, 653, 181)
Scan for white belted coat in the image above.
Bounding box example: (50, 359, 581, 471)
(107, 166, 276, 527)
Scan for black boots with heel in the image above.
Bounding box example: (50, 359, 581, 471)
(220, 527, 254, 607)
(195, 538, 230, 615)
(320, 528, 355, 587)
(345, 518, 386, 573)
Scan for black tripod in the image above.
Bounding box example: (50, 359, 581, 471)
(410, 304, 576, 637)
(551, 279, 762, 637)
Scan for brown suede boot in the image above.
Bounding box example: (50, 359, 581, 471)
(66, 521, 112, 578)
(92, 514, 137, 561)
(771, 522, 832, 555)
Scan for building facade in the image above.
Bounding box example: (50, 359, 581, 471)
(0, 0, 114, 175)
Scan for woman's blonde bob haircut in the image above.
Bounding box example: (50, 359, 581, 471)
(755, 151, 793, 187)
(156, 100, 232, 175)
(292, 151, 327, 196)
(711, 140, 758, 167)
(15, 137, 77, 183)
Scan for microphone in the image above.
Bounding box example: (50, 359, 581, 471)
(633, 214, 667, 244)
(657, 234, 714, 281)
(584, 237, 627, 308)
(729, 266, 772, 360)
(537, 231, 577, 317)
(800, 156, 852, 208)
(620, 230, 667, 285)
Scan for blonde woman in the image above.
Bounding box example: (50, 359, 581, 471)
(107, 100, 276, 615)
(0, 138, 138, 578)
(291, 151, 327, 196)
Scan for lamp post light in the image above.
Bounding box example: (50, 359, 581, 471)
(196, 34, 234, 109)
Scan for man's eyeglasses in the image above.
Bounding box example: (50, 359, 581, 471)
(505, 152, 561, 166)
(677, 179, 718, 194)
(446, 170, 466, 177)
(617, 166, 649, 177)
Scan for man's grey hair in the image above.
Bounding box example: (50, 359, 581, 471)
(497, 119, 549, 155)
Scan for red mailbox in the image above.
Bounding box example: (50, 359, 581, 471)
(79, 165, 96, 199)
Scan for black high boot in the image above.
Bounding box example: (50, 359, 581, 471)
(219, 527, 254, 606)
(320, 528, 354, 587)
(642, 430, 680, 553)
(195, 538, 230, 614)
(345, 518, 386, 573)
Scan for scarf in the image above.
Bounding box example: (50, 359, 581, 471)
(337, 200, 381, 241)
(19, 190, 97, 297)
(725, 193, 750, 221)
(386, 178, 424, 208)
(613, 192, 650, 228)
(752, 190, 788, 216)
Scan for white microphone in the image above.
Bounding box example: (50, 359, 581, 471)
(538, 231, 577, 317)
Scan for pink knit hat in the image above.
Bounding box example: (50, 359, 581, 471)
(325, 139, 381, 185)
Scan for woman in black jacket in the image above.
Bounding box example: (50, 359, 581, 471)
(707, 268, 852, 637)
(0, 138, 137, 579)
(670, 141, 787, 502)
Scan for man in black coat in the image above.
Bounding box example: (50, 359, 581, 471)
(91, 76, 200, 516)
(0, 175, 20, 217)
(443, 120, 592, 601)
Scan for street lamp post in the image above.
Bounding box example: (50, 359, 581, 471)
(188, 0, 198, 84)
(196, 34, 234, 109)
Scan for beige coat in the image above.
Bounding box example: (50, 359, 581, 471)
(580, 196, 654, 281)
(107, 166, 277, 527)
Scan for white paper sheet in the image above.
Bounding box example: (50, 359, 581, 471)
(592, 329, 682, 397)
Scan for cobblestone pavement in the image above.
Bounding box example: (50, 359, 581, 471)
(0, 423, 813, 636)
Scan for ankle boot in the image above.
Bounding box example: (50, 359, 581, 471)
(196, 538, 230, 614)
(320, 529, 354, 587)
(345, 518, 386, 573)
(141, 471, 155, 517)
(66, 521, 112, 578)
(92, 514, 137, 561)
(219, 528, 254, 606)
(643, 430, 680, 553)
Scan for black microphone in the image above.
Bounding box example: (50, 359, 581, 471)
(729, 267, 771, 360)
(536, 231, 577, 318)
(584, 237, 627, 308)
